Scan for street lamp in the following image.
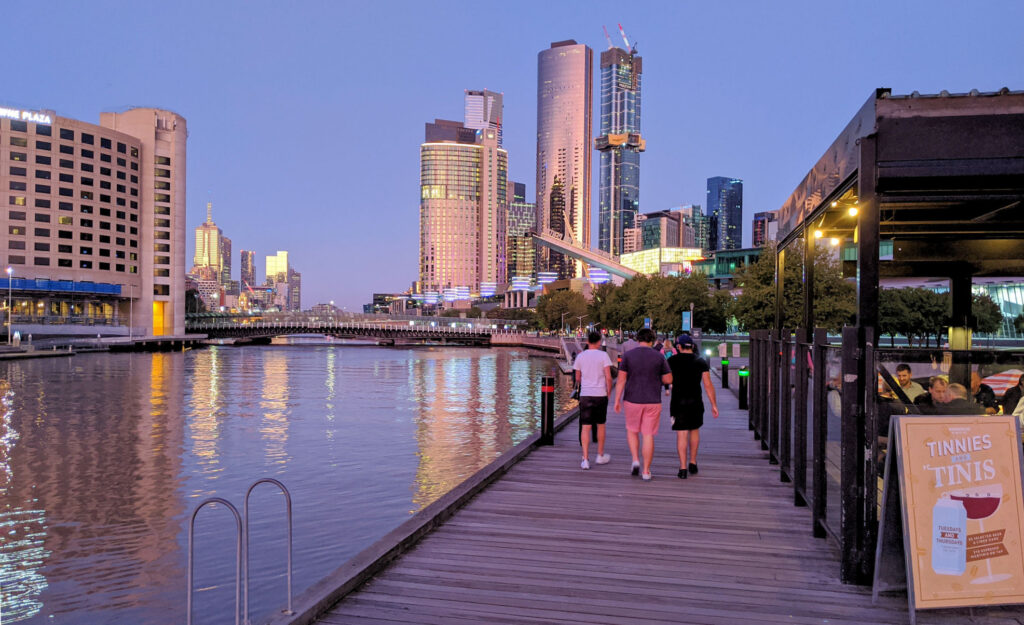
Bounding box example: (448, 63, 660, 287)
(560, 311, 569, 335)
(5, 266, 12, 345)
(576, 314, 588, 333)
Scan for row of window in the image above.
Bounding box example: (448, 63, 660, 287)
(8, 240, 137, 259)
(6, 255, 137, 272)
(6, 200, 139, 219)
(7, 135, 140, 164)
(8, 223, 137, 243)
(8, 210, 139, 232)
(3, 121, 137, 155)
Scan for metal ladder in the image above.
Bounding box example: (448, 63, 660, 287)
(187, 479, 294, 625)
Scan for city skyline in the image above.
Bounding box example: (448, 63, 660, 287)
(5, 1, 1022, 308)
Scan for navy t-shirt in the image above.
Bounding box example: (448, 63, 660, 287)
(668, 352, 709, 414)
(620, 345, 671, 404)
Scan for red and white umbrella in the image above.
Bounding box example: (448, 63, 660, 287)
(982, 369, 1024, 397)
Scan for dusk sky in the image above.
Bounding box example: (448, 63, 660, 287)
(6, 1, 1022, 309)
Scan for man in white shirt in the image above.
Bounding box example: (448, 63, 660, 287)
(573, 331, 614, 470)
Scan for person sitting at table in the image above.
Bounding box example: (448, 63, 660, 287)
(946, 382, 987, 415)
(914, 376, 949, 413)
(883, 363, 925, 403)
(971, 371, 999, 415)
(1001, 374, 1024, 416)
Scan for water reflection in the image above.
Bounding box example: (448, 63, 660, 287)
(0, 346, 570, 624)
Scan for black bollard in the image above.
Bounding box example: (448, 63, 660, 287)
(738, 366, 749, 410)
(721, 358, 730, 389)
(540, 375, 555, 445)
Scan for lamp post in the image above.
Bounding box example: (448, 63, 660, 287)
(576, 314, 588, 333)
(5, 266, 12, 345)
(560, 311, 569, 336)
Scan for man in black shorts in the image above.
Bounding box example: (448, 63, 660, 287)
(667, 334, 719, 479)
(573, 331, 614, 469)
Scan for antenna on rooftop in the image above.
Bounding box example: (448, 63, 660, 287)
(602, 25, 615, 50)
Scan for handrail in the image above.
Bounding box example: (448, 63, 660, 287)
(243, 478, 293, 624)
(188, 497, 243, 625)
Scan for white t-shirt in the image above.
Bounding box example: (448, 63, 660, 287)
(573, 349, 613, 397)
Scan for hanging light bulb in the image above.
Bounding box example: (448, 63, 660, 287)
(814, 229, 823, 239)
(830, 237, 840, 246)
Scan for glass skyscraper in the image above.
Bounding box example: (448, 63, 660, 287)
(506, 181, 536, 281)
(536, 40, 592, 279)
(464, 89, 503, 147)
(707, 177, 743, 250)
(596, 46, 644, 257)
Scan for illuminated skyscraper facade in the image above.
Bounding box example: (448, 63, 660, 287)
(707, 176, 743, 251)
(596, 46, 643, 257)
(419, 119, 507, 294)
(464, 89, 503, 147)
(191, 202, 231, 287)
(506, 181, 535, 280)
(752, 210, 778, 248)
(536, 40, 592, 278)
(239, 249, 255, 288)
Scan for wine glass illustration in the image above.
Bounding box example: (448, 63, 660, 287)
(951, 484, 1012, 584)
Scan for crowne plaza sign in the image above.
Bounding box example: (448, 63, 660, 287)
(0, 107, 53, 124)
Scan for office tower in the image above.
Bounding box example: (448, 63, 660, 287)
(419, 119, 507, 294)
(676, 205, 710, 254)
(3, 106, 186, 336)
(536, 40, 593, 278)
(191, 201, 232, 290)
(266, 250, 288, 284)
(220, 235, 231, 286)
(464, 89, 503, 147)
(640, 210, 681, 250)
(240, 249, 255, 288)
(596, 44, 644, 257)
(287, 269, 301, 311)
(752, 211, 778, 248)
(707, 177, 743, 250)
(506, 181, 536, 281)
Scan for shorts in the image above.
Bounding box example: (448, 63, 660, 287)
(670, 408, 704, 431)
(579, 396, 609, 425)
(624, 401, 661, 436)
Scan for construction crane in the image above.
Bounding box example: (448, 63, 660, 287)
(602, 25, 615, 50)
(617, 23, 638, 53)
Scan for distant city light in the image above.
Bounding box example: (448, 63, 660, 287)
(588, 267, 611, 284)
(537, 271, 558, 285)
(510, 276, 532, 291)
(480, 282, 497, 297)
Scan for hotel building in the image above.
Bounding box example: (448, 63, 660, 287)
(1, 105, 186, 337)
(536, 40, 592, 279)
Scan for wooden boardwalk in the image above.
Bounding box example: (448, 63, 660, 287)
(303, 374, 1023, 625)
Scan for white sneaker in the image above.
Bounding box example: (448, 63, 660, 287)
(641, 472, 652, 481)
(595, 453, 611, 465)
(581, 458, 591, 470)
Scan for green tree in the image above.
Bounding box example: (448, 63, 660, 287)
(185, 288, 207, 313)
(487, 306, 539, 329)
(1015, 313, 1024, 335)
(535, 289, 588, 331)
(972, 293, 1003, 335)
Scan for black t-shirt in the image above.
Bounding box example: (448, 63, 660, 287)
(667, 352, 709, 413)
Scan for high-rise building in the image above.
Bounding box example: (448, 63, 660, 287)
(266, 250, 288, 285)
(596, 45, 644, 257)
(464, 90, 503, 147)
(287, 269, 301, 312)
(707, 177, 743, 251)
(536, 40, 592, 279)
(239, 249, 255, 289)
(0, 105, 188, 337)
(752, 211, 778, 248)
(676, 205, 710, 255)
(191, 202, 232, 289)
(419, 118, 507, 294)
(641, 210, 681, 250)
(506, 181, 536, 281)
(220, 235, 231, 286)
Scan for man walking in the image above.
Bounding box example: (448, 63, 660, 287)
(614, 328, 672, 481)
(667, 335, 719, 479)
(573, 331, 614, 470)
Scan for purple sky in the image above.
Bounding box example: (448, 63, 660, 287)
(5, 1, 1022, 309)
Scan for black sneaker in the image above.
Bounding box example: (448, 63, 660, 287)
(688, 463, 699, 475)
(631, 462, 640, 476)
(677, 469, 688, 479)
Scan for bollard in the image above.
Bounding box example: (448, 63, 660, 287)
(540, 375, 555, 445)
(721, 358, 730, 389)
(738, 366, 749, 410)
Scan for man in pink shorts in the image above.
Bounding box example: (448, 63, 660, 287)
(613, 328, 672, 480)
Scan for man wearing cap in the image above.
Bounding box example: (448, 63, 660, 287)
(667, 334, 719, 479)
(614, 328, 672, 480)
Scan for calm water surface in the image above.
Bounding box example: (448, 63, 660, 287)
(0, 345, 573, 624)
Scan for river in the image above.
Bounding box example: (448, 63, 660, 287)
(0, 344, 574, 624)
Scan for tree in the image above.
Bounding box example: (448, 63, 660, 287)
(1016, 313, 1024, 335)
(487, 306, 540, 330)
(972, 293, 1003, 335)
(535, 289, 588, 331)
(185, 288, 207, 313)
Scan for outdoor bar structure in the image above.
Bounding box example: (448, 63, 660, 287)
(749, 88, 1024, 583)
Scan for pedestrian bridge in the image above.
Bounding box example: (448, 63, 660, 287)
(186, 312, 521, 345)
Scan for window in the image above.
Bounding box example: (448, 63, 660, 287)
(99, 235, 110, 243)
(154, 218, 170, 228)
(34, 199, 50, 208)
(35, 155, 51, 165)
(99, 207, 110, 217)
(58, 244, 72, 253)
(58, 216, 72, 225)
(80, 218, 93, 227)
(155, 155, 171, 165)
(129, 227, 137, 235)
(34, 242, 49, 252)
(79, 260, 92, 269)
(59, 188, 73, 197)
(8, 210, 26, 219)
(59, 144, 74, 155)
(59, 159, 73, 168)
(116, 237, 125, 246)
(129, 213, 136, 222)
(81, 163, 93, 172)
(116, 170, 126, 180)
(58, 230, 72, 239)
(116, 157, 126, 167)
(99, 262, 110, 270)
(58, 202, 71, 211)
(33, 228, 49, 237)
(153, 284, 169, 296)
(33, 257, 50, 266)
(80, 191, 93, 200)
(100, 153, 111, 163)
(100, 221, 110, 230)
(100, 167, 111, 176)
(7, 255, 25, 265)
(116, 197, 126, 206)
(130, 162, 138, 171)
(129, 188, 137, 197)
(81, 177, 93, 186)
(8, 240, 25, 250)
(115, 250, 125, 258)
(154, 230, 170, 240)
(115, 224, 126, 232)
(9, 166, 26, 176)
(80, 205, 93, 214)
(117, 142, 126, 154)
(99, 249, 110, 257)
(9, 181, 26, 191)
(154, 168, 171, 178)
(154, 180, 170, 190)
(10, 120, 27, 132)
(58, 259, 72, 267)
(59, 128, 74, 140)
(154, 268, 170, 277)
(129, 240, 137, 248)
(8, 226, 25, 235)
(115, 264, 125, 272)
(116, 184, 125, 193)
(115, 210, 125, 219)
(36, 169, 51, 179)
(154, 255, 170, 265)
(99, 194, 110, 203)
(80, 232, 93, 241)
(35, 184, 50, 194)
(130, 147, 138, 157)
(80, 246, 92, 255)
(81, 133, 94, 145)
(100, 180, 111, 189)
(9, 196, 26, 206)
(59, 173, 73, 183)
(100, 137, 111, 149)
(81, 148, 94, 158)
(130, 174, 137, 183)
(36, 125, 51, 137)
(130, 201, 138, 209)
(155, 205, 170, 215)
(36, 140, 51, 150)
(34, 213, 50, 223)
(9, 151, 26, 161)
(10, 137, 28, 147)
(154, 243, 170, 252)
